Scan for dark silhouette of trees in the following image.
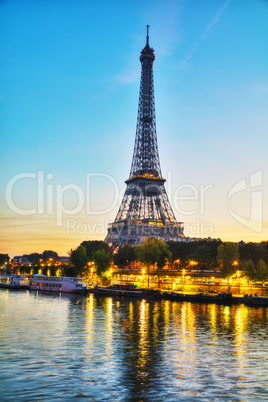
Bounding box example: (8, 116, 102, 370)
(154, 240, 171, 288)
(243, 260, 256, 284)
(10, 240, 268, 284)
(217, 242, 239, 288)
(42, 250, 59, 261)
(188, 244, 214, 270)
(166, 241, 190, 267)
(92, 249, 111, 278)
(64, 265, 76, 277)
(257, 259, 268, 275)
(113, 245, 136, 268)
(135, 237, 171, 287)
(70, 246, 89, 276)
(260, 242, 268, 263)
(80, 240, 112, 260)
(256, 259, 268, 285)
(239, 242, 263, 265)
(110, 239, 224, 271)
(28, 253, 42, 263)
(167, 239, 221, 269)
(0, 253, 10, 265)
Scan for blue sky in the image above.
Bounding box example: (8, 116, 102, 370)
(1, 0, 268, 257)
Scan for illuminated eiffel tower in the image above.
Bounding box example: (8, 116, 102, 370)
(105, 26, 184, 249)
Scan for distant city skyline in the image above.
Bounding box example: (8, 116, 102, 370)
(1, 0, 267, 257)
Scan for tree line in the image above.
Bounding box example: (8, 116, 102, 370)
(69, 239, 268, 285)
(2, 239, 268, 285)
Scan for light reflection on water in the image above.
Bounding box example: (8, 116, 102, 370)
(1, 290, 268, 401)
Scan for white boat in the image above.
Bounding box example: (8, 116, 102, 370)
(0, 274, 30, 289)
(29, 275, 88, 293)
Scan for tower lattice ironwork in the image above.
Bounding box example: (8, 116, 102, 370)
(105, 27, 184, 249)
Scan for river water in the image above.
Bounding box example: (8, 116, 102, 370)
(1, 290, 268, 401)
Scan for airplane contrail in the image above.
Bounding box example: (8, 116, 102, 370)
(180, 0, 232, 69)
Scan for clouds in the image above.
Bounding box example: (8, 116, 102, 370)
(115, 61, 140, 86)
(179, 0, 232, 69)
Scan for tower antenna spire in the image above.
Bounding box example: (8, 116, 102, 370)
(146, 25, 149, 45)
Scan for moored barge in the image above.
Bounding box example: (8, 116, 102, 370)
(163, 291, 244, 305)
(243, 295, 268, 306)
(94, 284, 162, 299)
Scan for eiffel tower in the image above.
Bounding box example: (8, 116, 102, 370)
(105, 26, 184, 249)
